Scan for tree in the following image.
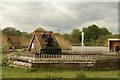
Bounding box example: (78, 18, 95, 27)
(2, 27, 22, 37)
(99, 28, 111, 36)
(12, 30, 22, 37)
(2, 27, 16, 33)
(83, 24, 112, 46)
(70, 29, 81, 43)
(84, 24, 100, 41)
(62, 33, 70, 40)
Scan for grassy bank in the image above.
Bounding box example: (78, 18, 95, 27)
(2, 67, 118, 78)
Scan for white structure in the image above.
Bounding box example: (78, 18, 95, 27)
(31, 43, 34, 48)
(81, 29, 84, 46)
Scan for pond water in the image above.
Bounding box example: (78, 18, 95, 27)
(72, 46, 108, 53)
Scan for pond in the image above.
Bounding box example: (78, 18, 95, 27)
(72, 46, 108, 53)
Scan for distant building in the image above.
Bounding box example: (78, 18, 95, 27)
(108, 38, 120, 52)
(28, 30, 61, 54)
(8, 36, 21, 49)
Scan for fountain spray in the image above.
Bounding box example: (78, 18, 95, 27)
(81, 29, 84, 46)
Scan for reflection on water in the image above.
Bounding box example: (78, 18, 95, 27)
(72, 46, 108, 53)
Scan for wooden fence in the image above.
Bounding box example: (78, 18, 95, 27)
(20, 51, 119, 59)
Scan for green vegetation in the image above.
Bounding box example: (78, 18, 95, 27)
(2, 49, 24, 67)
(76, 72, 86, 78)
(2, 27, 32, 53)
(2, 67, 118, 78)
(2, 27, 22, 37)
(1, 25, 120, 48)
(62, 24, 119, 46)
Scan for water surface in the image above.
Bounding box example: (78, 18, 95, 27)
(72, 46, 108, 53)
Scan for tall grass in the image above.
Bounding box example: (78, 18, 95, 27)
(21, 37, 32, 48)
(0, 34, 1, 45)
(2, 34, 10, 53)
(2, 43, 10, 53)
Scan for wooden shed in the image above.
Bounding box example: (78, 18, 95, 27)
(108, 38, 120, 52)
(28, 30, 61, 54)
(8, 36, 21, 49)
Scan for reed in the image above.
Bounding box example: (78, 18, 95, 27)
(2, 34, 9, 53)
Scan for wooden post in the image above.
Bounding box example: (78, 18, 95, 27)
(49, 54, 51, 58)
(51, 54, 53, 58)
(40, 54, 41, 58)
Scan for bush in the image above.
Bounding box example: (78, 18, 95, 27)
(2, 57, 11, 67)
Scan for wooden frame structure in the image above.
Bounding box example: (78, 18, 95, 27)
(108, 38, 120, 52)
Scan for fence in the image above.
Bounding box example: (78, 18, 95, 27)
(20, 51, 119, 59)
(11, 51, 119, 70)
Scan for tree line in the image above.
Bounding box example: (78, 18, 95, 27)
(1, 24, 119, 47)
(62, 24, 119, 46)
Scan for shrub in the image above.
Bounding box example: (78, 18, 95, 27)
(2, 57, 11, 67)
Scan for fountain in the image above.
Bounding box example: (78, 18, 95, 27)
(81, 29, 84, 46)
(81, 28, 85, 56)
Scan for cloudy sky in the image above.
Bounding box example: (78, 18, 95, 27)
(0, 2, 118, 34)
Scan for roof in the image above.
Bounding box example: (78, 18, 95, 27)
(28, 31, 60, 50)
(34, 32, 57, 48)
(8, 36, 21, 43)
(108, 38, 120, 41)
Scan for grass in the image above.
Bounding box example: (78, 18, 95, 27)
(2, 67, 119, 78)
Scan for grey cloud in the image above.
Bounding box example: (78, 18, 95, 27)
(0, 2, 118, 33)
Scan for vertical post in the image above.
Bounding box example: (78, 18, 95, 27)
(51, 54, 53, 58)
(45, 54, 46, 58)
(50, 54, 51, 58)
(40, 54, 41, 58)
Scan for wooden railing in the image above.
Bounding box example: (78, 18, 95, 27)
(20, 51, 119, 59)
